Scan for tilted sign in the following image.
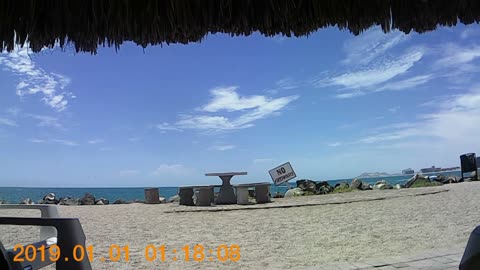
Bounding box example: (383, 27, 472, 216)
(269, 162, 296, 186)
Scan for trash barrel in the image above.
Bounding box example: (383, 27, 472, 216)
(144, 188, 160, 204)
(460, 225, 480, 269)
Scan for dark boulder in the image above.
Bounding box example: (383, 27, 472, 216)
(316, 181, 334, 194)
(405, 174, 429, 188)
(296, 179, 317, 193)
(273, 192, 284, 198)
(373, 180, 393, 190)
(80, 193, 96, 205)
(350, 179, 363, 190)
(40, 193, 59, 204)
(443, 176, 459, 184)
(20, 198, 33, 204)
(59, 197, 80, 206)
(95, 198, 109, 205)
(113, 199, 129, 204)
(361, 182, 372, 190)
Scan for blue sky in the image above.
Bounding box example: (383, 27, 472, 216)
(1, 24, 480, 187)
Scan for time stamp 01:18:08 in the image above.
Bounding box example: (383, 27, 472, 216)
(13, 244, 241, 263)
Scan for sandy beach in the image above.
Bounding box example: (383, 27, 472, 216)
(2, 182, 480, 269)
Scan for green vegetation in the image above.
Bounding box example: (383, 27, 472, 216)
(331, 186, 357, 194)
(410, 179, 443, 188)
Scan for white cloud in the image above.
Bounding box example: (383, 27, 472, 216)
(128, 137, 141, 142)
(0, 47, 73, 111)
(342, 29, 407, 66)
(376, 75, 433, 92)
(156, 123, 181, 132)
(166, 87, 298, 132)
(354, 88, 480, 148)
(119, 170, 139, 176)
(27, 138, 78, 146)
(27, 138, 46, 143)
(388, 106, 400, 113)
(0, 117, 17, 127)
(327, 142, 342, 147)
(436, 44, 480, 67)
(88, 139, 104, 144)
(6, 107, 21, 116)
(28, 114, 64, 129)
(253, 158, 273, 164)
(209, 145, 236, 151)
(321, 49, 424, 90)
(153, 164, 191, 176)
(201, 86, 270, 112)
(51, 139, 78, 146)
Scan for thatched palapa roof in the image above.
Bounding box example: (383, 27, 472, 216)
(1, 0, 480, 53)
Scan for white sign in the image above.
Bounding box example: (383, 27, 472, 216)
(269, 162, 296, 186)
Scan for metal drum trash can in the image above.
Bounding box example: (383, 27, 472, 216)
(179, 187, 195, 206)
(144, 188, 160, 204)
(236, 187, 249, 205)
(460, 225, 480, 270)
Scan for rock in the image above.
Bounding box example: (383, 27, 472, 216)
(95, 198, 109, 205)
(350, 179, 363, 190)
(284, 188, 304, 198)
(58, 197, 79, 206)
(296, 179, 317, 193)
(159, 197, 167, 203)
(318, 185, 334, 194)
(168, 195, 180, 203)
(133, 199, 145, 203)
(39, 193, 59, 204)
(80, 193, 96, 205)
(360, 182, 372, 190)
(405, 174, 429, 188)
(333, 182, 350, 193)
(0, 200, 7, 204)
(272, 192, 284, 198)
(113, 199, 129, 204)
(373, 180, 393, 190)
(394, 184, 404, 189)
(20, 198, 33, 204)
(443, 176, 459, 184)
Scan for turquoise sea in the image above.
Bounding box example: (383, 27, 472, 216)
(0, 171, 464, 204)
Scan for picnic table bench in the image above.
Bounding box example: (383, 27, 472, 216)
(205, 172, 247, 204)
(179, 185, 222, 206)
(233, 182, 271, 205)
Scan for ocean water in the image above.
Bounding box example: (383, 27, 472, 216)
(0, 171, 464, 204)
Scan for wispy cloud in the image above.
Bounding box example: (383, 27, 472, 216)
(0, 46, 74, 111)
(162, 87, 298, 132)
(0, 117, 17, 127)
(28, 114, 64, 130)
(119, 170, 139, 176)
(153, 164, 191, 176)
(342, 29, 407, 66)
(319, 49, 424, 91)
(253, 158, 273, 164)
(209, 145, 236, 151)
(388, 106, 400, 113)
(353, 87, 480, 147)
(27, 138, 78, 146)
(436, 44, 480, 67)
(88, 139, 104, 144)
(327, 142, 342, 147)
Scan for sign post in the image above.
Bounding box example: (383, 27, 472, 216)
(269, 162, 296, 188)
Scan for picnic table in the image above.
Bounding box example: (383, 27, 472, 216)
(205, 172, 247, 204)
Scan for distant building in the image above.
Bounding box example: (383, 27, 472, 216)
(420, 166, 439, 173)
(402, 168, 414, 174)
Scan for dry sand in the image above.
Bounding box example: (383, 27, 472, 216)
(2, 182, 480, 269)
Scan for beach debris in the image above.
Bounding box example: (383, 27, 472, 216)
(361, 182, 373, 190)
(95, 198, 110, 205)
(168, 195, 181, 203)
(316, 181, 334, 194)
(39, 193, 59, 204)
(58, 197, 80, 206)
(272, 192, 284, 198)
(373, 180, 393, 190)
(20, 198, 33, 204)
(80, 193, 96, 205)
(113, 199, 129, 204)
(296, 179, 317, 193)
(284, 187, 304, 197)
(350, 179, 363, 190)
